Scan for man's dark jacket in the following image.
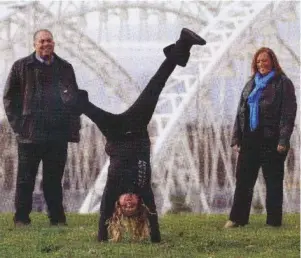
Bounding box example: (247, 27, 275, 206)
(231, 74, 297, 148)
(3, 52, 81, 142)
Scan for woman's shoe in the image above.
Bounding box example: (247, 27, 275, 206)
(224, 220, 240, 228)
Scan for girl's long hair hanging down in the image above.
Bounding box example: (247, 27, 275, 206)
(107, 200, 151, 242)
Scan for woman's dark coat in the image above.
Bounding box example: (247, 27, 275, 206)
(231, 74, 297, 147)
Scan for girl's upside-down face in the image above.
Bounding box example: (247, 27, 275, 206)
(118, 193, 139, 216)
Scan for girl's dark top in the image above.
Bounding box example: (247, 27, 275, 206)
(98, 129, 160, 242)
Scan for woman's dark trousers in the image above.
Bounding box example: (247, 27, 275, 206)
(14, 141, 68, 224)
(229, 137, 286, 226)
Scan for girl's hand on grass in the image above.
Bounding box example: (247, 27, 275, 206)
(277, 144, 287, 154)
(232, 145, 240, 153)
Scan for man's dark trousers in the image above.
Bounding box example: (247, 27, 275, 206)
(14, 141, 68, 224)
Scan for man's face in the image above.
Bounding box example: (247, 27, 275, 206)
(118, 193, 139, 216)
(34, 31, 55, 58)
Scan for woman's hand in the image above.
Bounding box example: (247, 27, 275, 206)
(232, 145, 240, 153)
(277, 144, 287, 154)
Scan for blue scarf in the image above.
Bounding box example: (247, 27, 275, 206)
(247, 70, 275, 131)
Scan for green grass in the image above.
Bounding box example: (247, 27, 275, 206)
(0, 213, 299, 258)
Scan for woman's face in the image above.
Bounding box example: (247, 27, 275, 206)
(119, 193, 139, 216)
(256, 52, 273, 75)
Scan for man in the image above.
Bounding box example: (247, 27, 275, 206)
(3, 29, 81, 226)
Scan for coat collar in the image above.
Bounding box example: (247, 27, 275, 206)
(243, 78, 255, 97)
(243, 74, 281, 98)
(24, 52, 67, 65)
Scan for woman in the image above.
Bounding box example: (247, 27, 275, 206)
(224, 47, 297, 228)
(75, 28, 206, 242)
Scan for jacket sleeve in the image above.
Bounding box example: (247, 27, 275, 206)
(67, 64, 81, 142)
(141, 186, 161, 243)
(3, 62, 22, 133)
(98, 183, 118, 242)
(278, 77, 297, 147)
(70, 64, 79, 89)
(68, 64, 79, 97)
(231, 91, 244, 147)
(59, 63, 79, 106)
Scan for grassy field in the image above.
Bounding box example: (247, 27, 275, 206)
(0, 213, 299, 258)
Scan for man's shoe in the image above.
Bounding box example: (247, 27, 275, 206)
(224, 220, 240, 228)
(50, 222, 68, 227)
(14, 221, 31, 228)
(266, 223, 281, 228)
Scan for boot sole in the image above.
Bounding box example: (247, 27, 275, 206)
(182, 28, 206, 45)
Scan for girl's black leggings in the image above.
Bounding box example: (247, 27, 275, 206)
(83, 58, 176, 136)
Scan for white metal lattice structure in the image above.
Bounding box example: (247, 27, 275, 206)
(79, 0, 300, 214)
(0, 0, 229, 206)
(0, 1, 299, 214)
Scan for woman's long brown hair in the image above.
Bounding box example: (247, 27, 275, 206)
(251, 47, 285, 77)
